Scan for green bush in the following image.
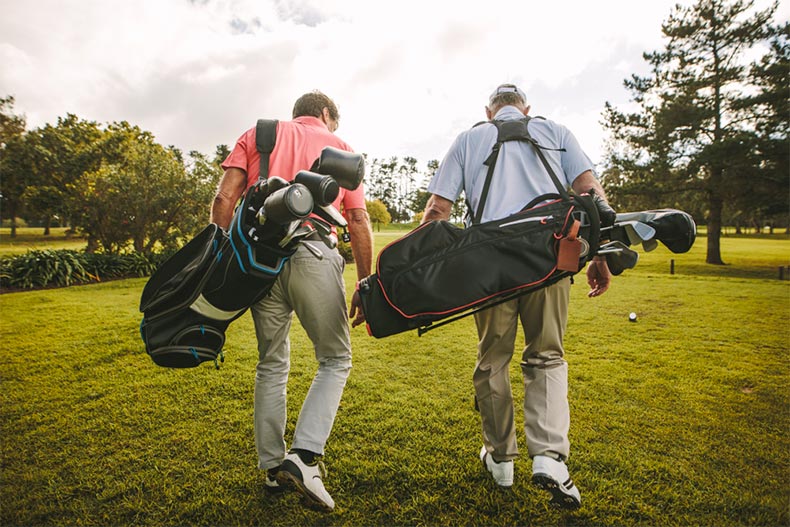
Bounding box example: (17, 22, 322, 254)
(0, 249, 168, 291)
(0, 250, 89, 289)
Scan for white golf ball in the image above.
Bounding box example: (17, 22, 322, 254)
(629, 312, 637, 322)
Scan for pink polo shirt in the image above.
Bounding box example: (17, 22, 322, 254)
(222, 116, 366, 213)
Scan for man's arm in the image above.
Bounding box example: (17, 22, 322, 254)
(421, 194, 454, 224)
(210, 167, 248, 230)
(346, 208, 374, 280)
(571, 169, 606, 199)
(571, 170, 612, 297)
(347, 208, 374, 328)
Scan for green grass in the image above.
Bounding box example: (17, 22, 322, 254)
(1, 229, 788, 526)
(0, 227, 87, 256)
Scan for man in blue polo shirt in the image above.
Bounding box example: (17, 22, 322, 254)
(421, 84, 612, 510)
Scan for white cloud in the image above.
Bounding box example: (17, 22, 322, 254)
(1, 0, 785, 169)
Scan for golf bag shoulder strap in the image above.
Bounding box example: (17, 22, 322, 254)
(255, 119, 278, 180)
(471, 116, 569, 225)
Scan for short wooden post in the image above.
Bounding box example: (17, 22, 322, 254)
(670, 259, 675, 275)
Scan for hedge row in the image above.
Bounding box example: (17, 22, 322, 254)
(0, 249, 173, 291)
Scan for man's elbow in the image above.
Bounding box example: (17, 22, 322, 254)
(212, 191, 235, 211)
(346, 208, 371, 228)
(211, 191, 237, 218)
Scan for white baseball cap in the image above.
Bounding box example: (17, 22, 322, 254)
(489, 83, 527, 104)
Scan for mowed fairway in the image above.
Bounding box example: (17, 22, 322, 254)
(1, 230, 788, 526)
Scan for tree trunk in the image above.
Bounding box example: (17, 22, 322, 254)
(44, 216, 51, 236)
(8, 202, 18, 238)
(86, 236, 99, 253)
(706, 184, 725, 265)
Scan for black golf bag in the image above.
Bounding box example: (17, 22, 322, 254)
(358, 205, 696, 339)
(138, 181, 300, 368)
(357, 117, 697, 338)
(139, 125, 365, 368)
(358, 192, 603, 338)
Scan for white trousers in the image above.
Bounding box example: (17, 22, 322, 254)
(250, 242, 352, 470)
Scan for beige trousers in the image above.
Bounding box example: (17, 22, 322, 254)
(473, 277, 571, 462)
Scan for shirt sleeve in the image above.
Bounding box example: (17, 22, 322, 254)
(427, 132, 466, 202)
(558, 125, 596, 185)
(221, 129, 252, 172)
(341, 182, 367, 211)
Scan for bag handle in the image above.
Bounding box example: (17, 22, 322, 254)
(255, 119, 278, 180)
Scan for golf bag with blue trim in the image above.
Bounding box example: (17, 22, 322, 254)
(138, 182, 300, 368)
(139, 122, 365, 368)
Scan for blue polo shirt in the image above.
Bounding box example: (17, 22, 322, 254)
(428, 106, 596, 225)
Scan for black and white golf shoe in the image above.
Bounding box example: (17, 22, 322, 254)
(531, 455, 581, 510)
(264, 466, 287, 495)
(276, 452, 335, 512)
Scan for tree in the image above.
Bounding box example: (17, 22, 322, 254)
(602, 0, 779, 264)
(21, 185, 62, 234)
(0, 96, 27, 235)
(365, 199, 391, 231)
(366, 156, 428, 222)
(0, 96, 25, 147)
(734, 21, 790, 231)
(73, 122, 207, 254)
(367, 156, 400, 220)
(22, 115, 104, 234)
(184, 147, 226, 232)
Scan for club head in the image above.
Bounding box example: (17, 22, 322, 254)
(642, 239, 658, 252)
(312, 204, 348, 227)
(615, 209, 697, 253)
(308, 218, 332, 236)
(620, 221, 656, 245)
(601, 243, 639, 275)
(277, 221, 302, 247)
(300, 241, 324, 260)
(279, 224, 316, 248)
(597, 240, 629, 254)
(303, 218, 338, 249)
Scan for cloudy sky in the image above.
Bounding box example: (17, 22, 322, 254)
(1, 0, 786, 173)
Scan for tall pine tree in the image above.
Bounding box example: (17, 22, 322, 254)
(603, 0, 779, 264)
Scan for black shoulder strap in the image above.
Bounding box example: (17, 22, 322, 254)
(255, 119, 278, 180)
(472, 116, 569, 225)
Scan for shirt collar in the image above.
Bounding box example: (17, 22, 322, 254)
(294, 115, 329, 129)
(493, 106, 525, 120)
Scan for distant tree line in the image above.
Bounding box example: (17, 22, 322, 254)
(365, 156, 465, 224)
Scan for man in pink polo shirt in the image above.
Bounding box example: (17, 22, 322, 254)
(211, 91, 373, 512)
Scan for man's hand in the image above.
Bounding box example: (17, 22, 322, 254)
(422, 194, 453, 223)
(586, 256, 611, 297)
(349, 289, 366, 328)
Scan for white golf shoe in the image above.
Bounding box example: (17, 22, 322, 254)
(480, 446, 514, 487)
(277, 452, 335, 512)
(531, 455, 581, 510)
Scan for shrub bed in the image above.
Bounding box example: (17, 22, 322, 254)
(0, 249, 173, 291)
